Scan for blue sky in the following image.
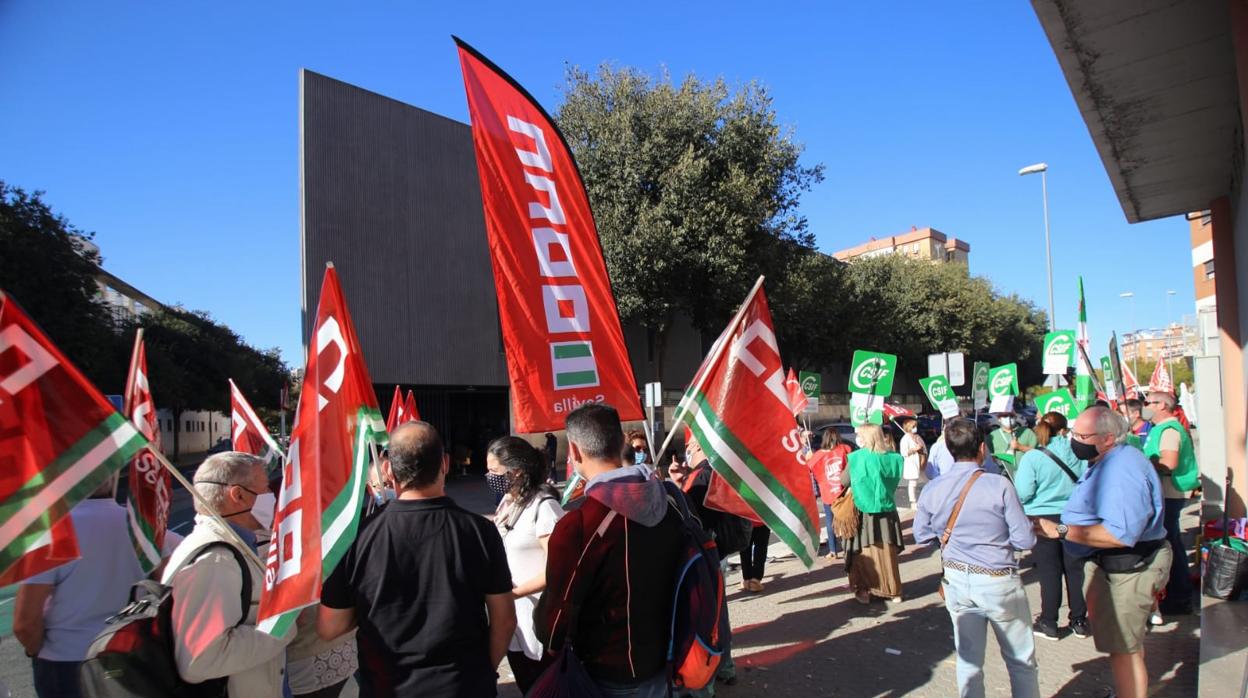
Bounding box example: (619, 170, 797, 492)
(0, 1, 1193, 368)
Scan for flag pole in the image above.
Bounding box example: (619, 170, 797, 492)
(655, 275, 766, 459)
(149, 449, 266, 570)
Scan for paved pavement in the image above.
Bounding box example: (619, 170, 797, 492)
(0, 473, 1206, 697)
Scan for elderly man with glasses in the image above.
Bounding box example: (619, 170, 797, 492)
(1141, 391, 1199, 617)
(1034, 407, 1169, 698)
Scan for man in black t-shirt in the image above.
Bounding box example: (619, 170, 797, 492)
(318, 422, 516, 697)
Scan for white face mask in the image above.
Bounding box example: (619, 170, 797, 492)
(251, 492, 276, 531)
(1141, 408, 1155, 421)
(998, 416, 1013, 429)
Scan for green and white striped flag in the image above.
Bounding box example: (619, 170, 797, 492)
(0, 291, 147, 584)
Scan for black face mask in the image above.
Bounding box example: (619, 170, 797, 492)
(1070, 438, 1100, 462)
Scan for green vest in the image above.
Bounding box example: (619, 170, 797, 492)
(848, 450, 903, 514)
(989, 427, 1036, 473)
(1144, 420, 1198, 492)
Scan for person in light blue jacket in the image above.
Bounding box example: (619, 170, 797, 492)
(1014, 411, 1089, 641)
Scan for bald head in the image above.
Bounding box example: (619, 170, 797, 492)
(387, 421, 445, 490)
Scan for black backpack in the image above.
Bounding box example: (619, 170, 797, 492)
(79, 542, 253, 698)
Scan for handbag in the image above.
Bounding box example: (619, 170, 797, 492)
(830, 488, 859, 541)
(937, 470, 984, 600)
(528, 510, 618, 698)
(1204, 476, 1248, 600)
(526, 645, 603, 698)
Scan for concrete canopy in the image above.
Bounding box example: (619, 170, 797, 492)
(1031, 0, 1239, 223)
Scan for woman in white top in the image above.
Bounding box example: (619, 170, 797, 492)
(488, 436, 565, 694)
(898, 418, 927, 509)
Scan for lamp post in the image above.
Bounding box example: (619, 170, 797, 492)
(1120, 291, 1137, 378)
(1165, 289, 1177, 380)
(1019, 163, 1055, 332)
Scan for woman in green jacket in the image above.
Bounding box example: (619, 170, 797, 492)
(1014, 412, 1089, 639)
(841, 423, 905, 604)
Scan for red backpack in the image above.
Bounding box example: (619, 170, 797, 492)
(663, 481, 726, 691)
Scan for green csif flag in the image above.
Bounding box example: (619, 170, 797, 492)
(971, 361, 990, 411)
(1042, 330, 1075, 375)
(1035, 389, 1077, 419)
(919, 375, 960, 418)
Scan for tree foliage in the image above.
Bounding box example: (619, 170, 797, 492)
(0, 183, 289, 433)
(556, 67, 1047, 387)
(556, 65, 824, 375)
(0, 181, 126, 389)
(837, 255, 1049, 385)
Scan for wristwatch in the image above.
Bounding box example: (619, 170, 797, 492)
(1056, 524, 1069, 540)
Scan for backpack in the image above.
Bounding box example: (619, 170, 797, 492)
(79, 542, 253, 698)
(662, 481, 726, 691)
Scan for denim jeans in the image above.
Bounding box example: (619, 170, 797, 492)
(596, 672, 669, 697)
(822, 502, 840, 554)
(941, 567, 1040, 698)
(32, 658, 83, 698)
(1162, 497, 1194, 611)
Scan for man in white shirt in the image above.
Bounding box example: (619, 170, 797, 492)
(14, 476, 179, 698)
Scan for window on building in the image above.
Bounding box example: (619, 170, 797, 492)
(185, 419, 192, 432)
(1204, 259, 1215, 280)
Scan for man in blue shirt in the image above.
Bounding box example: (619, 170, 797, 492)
(915, 418, 1039, 698)
(1035, 406, 1169, 698)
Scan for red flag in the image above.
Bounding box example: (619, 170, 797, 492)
(456, 38, 642, 433)
(123, 331, 171, 573)
(881, 402, 916, 420)
(230, 378, 285, 466)
(1148, 361, 1174, 396)
(385, 385, 404, 433)
(403, 390, 420, 422)
(258, 265, 387, 636)
(784, 368, 807, 418)
(1121, 360, 1142, 397)
(678, 280, 819, 567)
(0, 291, 146, 583)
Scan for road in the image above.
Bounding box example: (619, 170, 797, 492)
(0, 472, 1202, 697)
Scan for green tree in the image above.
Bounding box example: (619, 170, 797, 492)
(0, 182, 126, 389)
(556, 65, 824, 378)
(127, 308, 289, 455)
(838, 255, 1048, 385)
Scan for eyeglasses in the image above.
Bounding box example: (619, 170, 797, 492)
(1071, 430, 1099, 441)
(197, 480, 263, 496)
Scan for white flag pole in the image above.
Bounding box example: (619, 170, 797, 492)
(655, 275, 766, 459)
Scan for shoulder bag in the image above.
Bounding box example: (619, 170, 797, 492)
(937, 470, 984, 600)
(1037, 447, 1080, 483)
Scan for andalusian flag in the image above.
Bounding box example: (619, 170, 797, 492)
(257, 265, 387, 636)
(1075, 277, 1094, 410)
(124, 330, 172, 574)
(677, 279, 820, 568)
(0, 291, 146, 584)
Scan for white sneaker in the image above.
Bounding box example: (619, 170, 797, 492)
(1148, 611, 1164, 626)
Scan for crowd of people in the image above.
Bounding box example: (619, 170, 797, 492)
(12, 386, 1198, 698)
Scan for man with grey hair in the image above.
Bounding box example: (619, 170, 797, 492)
(1035, 407, 1168, 698)
(1142, 390, 1198, 617)
(163, 451, 292, 695)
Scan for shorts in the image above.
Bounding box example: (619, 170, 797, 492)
(1082, 544, 1172, 654)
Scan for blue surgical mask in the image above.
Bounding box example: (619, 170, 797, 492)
(634, 451, 646, 465)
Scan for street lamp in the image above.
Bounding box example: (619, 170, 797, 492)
(1165, 289, 1177, 379)
(1120, 291, 1137, 378)
(1019, 163, 1055, 332)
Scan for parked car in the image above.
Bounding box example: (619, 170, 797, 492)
(807, 422, 858, 451)
(915, 414, 942, 445)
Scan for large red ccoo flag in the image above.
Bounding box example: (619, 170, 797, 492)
(258, 265, 387, 636)
(0, 291, 146, 584)
(455, 37, 642, 433)
(123, 330, 171, 574)
(678, 280, 820, 567)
